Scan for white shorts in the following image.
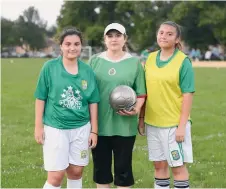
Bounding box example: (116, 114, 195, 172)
(146, 121, 193, 167)
(43, 122, 91, 171)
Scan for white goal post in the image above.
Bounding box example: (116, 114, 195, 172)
(80, 46, 92, 61)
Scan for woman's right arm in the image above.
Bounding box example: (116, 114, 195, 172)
(34, 62, 49, 144)
(35, 99, 45, 144)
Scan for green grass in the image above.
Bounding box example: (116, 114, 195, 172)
(1, 58, 226, 188)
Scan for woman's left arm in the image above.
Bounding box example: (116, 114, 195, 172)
(178, 93, 193, 128)
(176, 57, 195, 142)
(89, 103, 98, 148)
(89, 103, 98, 134)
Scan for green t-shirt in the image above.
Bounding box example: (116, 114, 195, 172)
(34, 56, 100, 129)
(89, 52, 146, 136)
(156, 48, 195, 93)
(141, 49, 150, 62)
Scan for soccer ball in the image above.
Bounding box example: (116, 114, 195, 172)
(109, 85, 137, 112)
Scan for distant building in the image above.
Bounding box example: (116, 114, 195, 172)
(14, 37, 60, 57)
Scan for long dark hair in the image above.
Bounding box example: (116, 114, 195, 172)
(158, 21, 182, 50)
(59, 27, 83, 45)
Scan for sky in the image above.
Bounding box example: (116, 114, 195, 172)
(1, 0, 64, 27)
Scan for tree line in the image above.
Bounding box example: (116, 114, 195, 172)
(2, 1, 226, 52)
(1, 6, 56, 52)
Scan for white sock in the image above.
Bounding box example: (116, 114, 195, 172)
(67, 178, 82, 189)
(174, 180, 189, 189)
(154, 184, 169, 189)
(154, 183, 170, 189)
(43, 181, 61, 189)
(154, 178, 170, 189)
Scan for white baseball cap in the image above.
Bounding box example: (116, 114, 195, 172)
(104, 23, 126, 35)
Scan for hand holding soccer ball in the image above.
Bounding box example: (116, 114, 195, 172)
(109, 85, 137, 116)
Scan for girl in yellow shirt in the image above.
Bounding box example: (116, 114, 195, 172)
(139, 21, 195, 189)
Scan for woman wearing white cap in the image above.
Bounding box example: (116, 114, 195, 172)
(89, 23, 146, 188)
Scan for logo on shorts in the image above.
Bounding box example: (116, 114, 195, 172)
(108, 68, 116, 76)
(81, 150, 88, 159)
(171, 150, 180, 160)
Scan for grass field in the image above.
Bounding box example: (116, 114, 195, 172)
(1, 58, 226, 188)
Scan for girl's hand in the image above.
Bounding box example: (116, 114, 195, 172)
(34, 125, 44, 144)
(117, 107, 140, 116)
(175, 127, 186, 142)
(138, 118, 146, 136)
(89, 132, 98, 149)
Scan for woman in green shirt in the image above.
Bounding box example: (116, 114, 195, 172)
(34, 27, 100, 189)
(89, 23, 146, 188)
